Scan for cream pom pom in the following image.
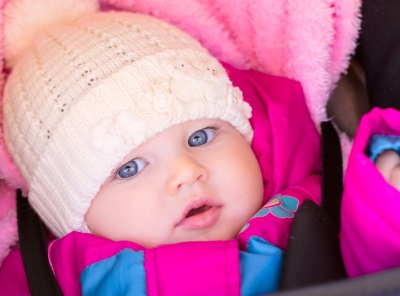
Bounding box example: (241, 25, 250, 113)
(4, 0, 99, 68)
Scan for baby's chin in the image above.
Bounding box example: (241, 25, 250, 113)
(118, 225, 244, 248)
(121, 232, 240, 249)
(165, 229, 241, 245)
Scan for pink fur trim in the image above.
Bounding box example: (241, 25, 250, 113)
(0, 181, 17, 267)
(330, 0, 362, 82)
(0, 0, 26, 189)
(102, 0, 361, 128)
(248, 0, 287, 74)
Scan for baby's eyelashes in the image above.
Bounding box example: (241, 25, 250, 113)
(188, 126, 219, 147)
(114, 158, 148, 180)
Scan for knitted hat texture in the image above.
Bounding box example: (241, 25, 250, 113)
(3, 11, 253, 237)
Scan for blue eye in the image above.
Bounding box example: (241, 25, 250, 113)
(188, 128, 217, 147)
(115, 159, 147, 179)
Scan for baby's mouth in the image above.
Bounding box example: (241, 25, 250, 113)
(176, 199, 221, 230)
(185, 205, 212, 218)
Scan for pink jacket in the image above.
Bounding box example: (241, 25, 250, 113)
(0, 64, 321, 295)
(341, 108, 400, 277)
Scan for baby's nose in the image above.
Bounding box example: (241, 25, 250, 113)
(166, 154, 208, 194)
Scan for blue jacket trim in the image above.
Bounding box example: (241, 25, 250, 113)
(80, 249, 146, 296)
(240, 236, 283, 296)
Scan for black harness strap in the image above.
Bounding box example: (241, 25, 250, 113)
(17, 190, 62, 296)
(321, 120, 344, 231)
(279, 120, 347, 290)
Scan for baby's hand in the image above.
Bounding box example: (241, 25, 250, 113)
(375, 150, 400, 191)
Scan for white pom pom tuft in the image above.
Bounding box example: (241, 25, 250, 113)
(4, 0, 99, 68)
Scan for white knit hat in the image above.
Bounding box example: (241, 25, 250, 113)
(3, 6, 253, 237)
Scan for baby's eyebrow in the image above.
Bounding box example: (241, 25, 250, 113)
(203, 118, 222, 127)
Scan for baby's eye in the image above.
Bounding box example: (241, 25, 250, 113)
(115, 158, 147, 179)
(188, 128, 217, 147)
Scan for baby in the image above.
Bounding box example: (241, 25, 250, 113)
(1, 1, 321, 295)
(4, 10, 261, 244)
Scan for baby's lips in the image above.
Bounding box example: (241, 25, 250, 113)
(175, 196, 222, 229)
(176, 206, 221, 230)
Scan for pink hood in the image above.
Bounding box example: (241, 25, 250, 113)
(225, 64, 321, 201)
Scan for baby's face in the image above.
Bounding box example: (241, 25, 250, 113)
(85, 119, 263, 247)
